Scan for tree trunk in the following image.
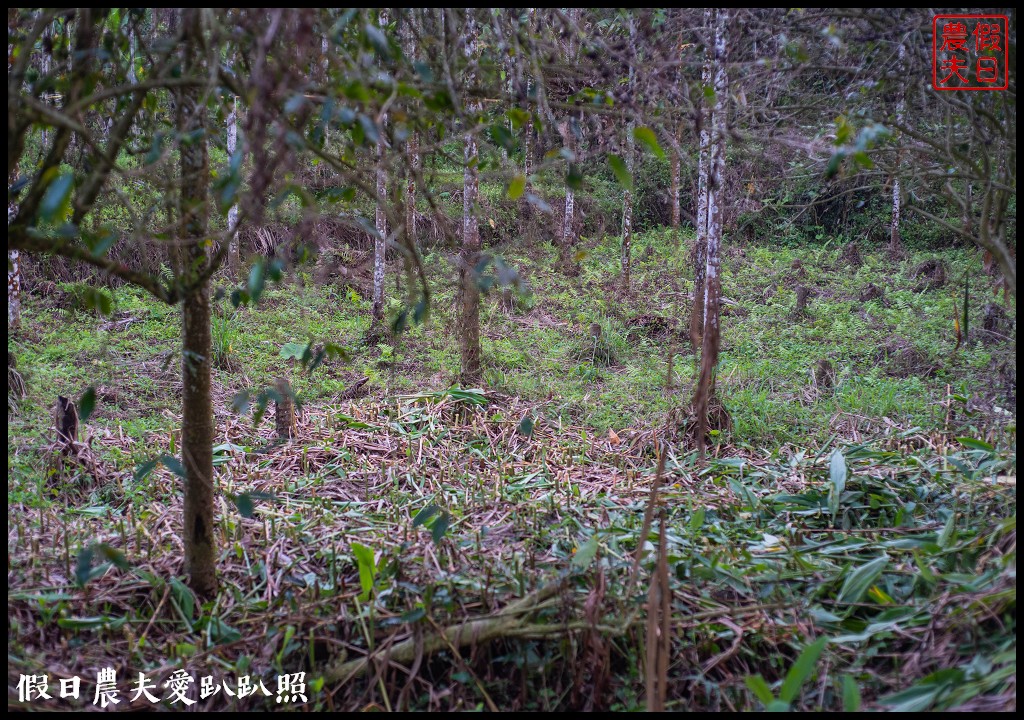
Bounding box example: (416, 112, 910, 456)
(402, 13, 419, 248)
(372, 117, 388, 328)
(7, 249, 19, 330)
(559, 117, 579, 275)
(371, 12, 390, 330)
(522, 8, 536, 184)
(693, 8, 728, 457)
(670, 147, 681, 235)
(620, 15, 637, 291)
(889, 42, 905, 257)
(8, 166, 20, 330)
(459, 12, 482, 384)
(177, 9, 217, 597)
(689, 10, 713, 352)
(226, 93, 240, 278)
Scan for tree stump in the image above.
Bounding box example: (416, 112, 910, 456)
(8, 352, 26, 403)
(983, 303, 1009, 338)
(795, 285, 811, 314)
(55, 396, 79, 454)
(813, 359, 835, 390)
(275, 378, 296, 439)
(839, 241, 863, 268)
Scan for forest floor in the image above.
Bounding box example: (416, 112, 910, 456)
(7, 230, 1017, 711)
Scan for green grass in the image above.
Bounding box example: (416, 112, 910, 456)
(9, 227, 1015, 457)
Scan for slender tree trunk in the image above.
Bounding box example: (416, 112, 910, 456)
(620, 15, 637, 291)
(670, 145, 681, 234)
(226, 93, 240, 278)
(372, 118, 388, 327)
(406, 132, 418, 246)
(962, 181, 973, 236)
(559, 116, 578, 275)
(558, 14, 583, 276)
(8, 22, 19, 330)
(8, 167, 20, 331)
(459, 12, 482, 384)
(177, 9, 217, 596)
(693, 8, 728, 457)
(689, 10, 713, 351)
(38, 17, 51, 148)
(371, 12, 389, 330)
(7, 249, 19, 331)
(522, 8, 536, 184)
(889, 42, 905, 257)
(670, 27, 682, 246)
(401, 13, 418, 248)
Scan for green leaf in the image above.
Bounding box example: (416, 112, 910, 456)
(937, 512, 956, 549)
(508, 174, 527, 200)
(780, 636, 828, 703)
(133, 459, 160, 482)
(842, 675, 861, 712)
(880, 679, 949, 713)
(85, 228, 117, 258)
(430, 511, 450, 544)
(837, 555, 888, 604)
(57, 615, 118, 631)
(169, 577, 195, 626)
(364, 23, 391, 59)
(825, 150, 845, 179)
(82, 288, 113, 316)
(206, 616, 242, 644)
(75, 546, 94, 587)
(566, 163, 583, 190)
(632, 126, 665, 159)
(412, 505, 439, 527)
(688, 507, 706, 532)
(95, 542, 129, 570)
(608, 154, 633, 191)
(280, 342, 308, 361)
(351, 542, 377, 601)
(745, 674, 775, 705)
(40, 172, 74, 223)
(357, 114, 380, 145)
(517, 415, 534, 437)
(488, 124, 515, 152)
(78, 387, 97, 423)
(391, 309, 409, 335)
(247, 262, 266, 303)
(955, 437, 994, 452)
(400, 606, 426, 623)
(233, 493, 254, 518)
(159, 454, 187, 479)
(571, 537, 600, 569)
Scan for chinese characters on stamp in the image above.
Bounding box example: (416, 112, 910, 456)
(933, 14, 1009, 91)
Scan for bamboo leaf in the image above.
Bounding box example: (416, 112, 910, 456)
(351, 542, 377, 601)
(837, 556, 888, 604)
(780, 636, 828, 703)
(78, 387, 97, 423)
(609, 154, 634, 191)
(632, 126, 665, 159)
